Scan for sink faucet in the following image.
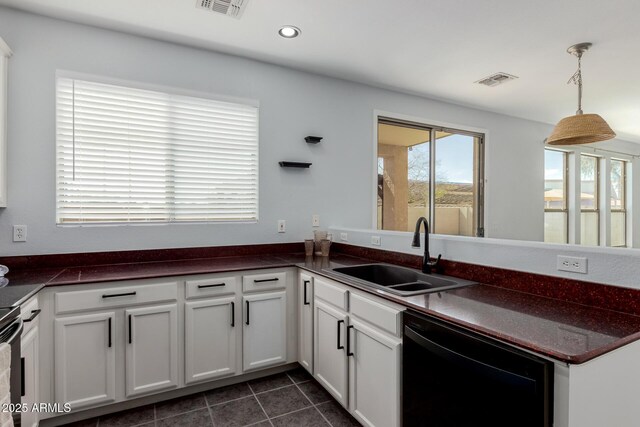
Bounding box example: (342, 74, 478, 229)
(412, 217, 442, 274)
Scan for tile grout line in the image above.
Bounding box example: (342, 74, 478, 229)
(288, 371, 333, 427)
(247, 381, 274, 426)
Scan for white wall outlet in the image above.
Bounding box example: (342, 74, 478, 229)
(371, 235, 381, 246)
(312, 214, 320, 227)
(557, 255, 588, 274)
(277, 220, 286, 233)
(13, 225, 27, 242)
(340, 232, 348, 242)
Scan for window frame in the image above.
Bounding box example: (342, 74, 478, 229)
(55, 71, 260, 226)
(544, 148, 569, 244)
(374, 113, 485, 237)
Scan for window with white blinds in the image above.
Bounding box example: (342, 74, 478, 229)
(56, 76, 259, 224)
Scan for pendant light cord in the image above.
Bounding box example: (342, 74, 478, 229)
(567, 52, 584, 115)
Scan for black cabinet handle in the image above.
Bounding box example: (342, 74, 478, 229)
(128, 314, 132, 344)
(303, 280, 310, 305)
(24, 309, 41, 323)
(108, 317, 112, 348)
(231, 302, 235, 327)
(347, 325, 355, 357)
(197, 283, 225, 289)
(20, 357, 25, 397)
(254, 278, 279, 283)
(245, 301, 250, 325)
(337, 320, 344, 350)
(102, 291, 137, 299)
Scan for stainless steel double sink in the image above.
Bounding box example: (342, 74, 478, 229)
(329, 263, 477, 296)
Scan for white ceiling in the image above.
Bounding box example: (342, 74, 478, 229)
(2, 0, 640, 142)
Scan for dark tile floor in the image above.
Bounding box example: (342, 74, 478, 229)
(62, 367, 361, 427)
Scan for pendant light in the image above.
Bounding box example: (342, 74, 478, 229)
(546, 42, 616, 146)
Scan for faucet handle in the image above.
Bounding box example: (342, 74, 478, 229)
(427, 254, 442, 273)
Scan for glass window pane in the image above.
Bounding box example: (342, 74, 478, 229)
(580, 155, 598, 210)
(544, 212, 567, 244)
(544, 150, 566, 210)
(580, 212, 599, 246)
(434, 132, 476, 236)
(610, 160, 624, 210)
(377, 122, 430, 232)
(611, 211, 626, 247)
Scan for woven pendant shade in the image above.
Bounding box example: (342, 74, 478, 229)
(547, 113, 616, 146)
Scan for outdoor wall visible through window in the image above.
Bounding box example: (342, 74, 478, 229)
(56, 76, 259, 224)
(544, 149, 568, 243)
(376, 118, 484, 237)
(611, 159, 627, 247)
(580, 155, 599, 246)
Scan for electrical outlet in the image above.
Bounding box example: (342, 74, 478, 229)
(13, 225, 27, 242)
(312, 214, 320, 227)
(340, 232, 348, 242)
(557, 255, 588, 274)
(277, 220, 286, 233)
(371, 236, 381, 246)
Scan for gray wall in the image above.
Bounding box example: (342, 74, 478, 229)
(0, 8, 587, 255)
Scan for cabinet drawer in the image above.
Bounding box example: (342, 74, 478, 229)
(185, 276, 237, 299)
(21, 296, 39, 335)
(350, 293, 402, 337)
(55, 282, 178, 315)
(314, 277, 348, 311)
(242, 271, 287, 293)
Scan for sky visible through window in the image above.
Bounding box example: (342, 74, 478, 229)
(408, 134, 474, 183)
(545, 149, 564, 180)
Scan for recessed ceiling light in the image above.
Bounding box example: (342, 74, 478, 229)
(279, 26, 301, 39)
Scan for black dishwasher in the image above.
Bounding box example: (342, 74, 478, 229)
(403, 310, 553, 427)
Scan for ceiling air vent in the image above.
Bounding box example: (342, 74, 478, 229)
(475, 72, 518, 87)
(195, 0, 249, 19)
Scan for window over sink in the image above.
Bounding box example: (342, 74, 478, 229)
(55, 74, 259, 225)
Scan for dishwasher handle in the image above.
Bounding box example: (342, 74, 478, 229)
(404, 325, 536, 392)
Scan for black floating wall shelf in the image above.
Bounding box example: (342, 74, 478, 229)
(305, 136, 323, 144)
(279, 161, 312, 168)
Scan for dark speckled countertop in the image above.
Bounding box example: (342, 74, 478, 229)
(4, 251, 640, 364)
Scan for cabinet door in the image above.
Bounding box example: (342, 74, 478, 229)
(54, 312, 116, 410)
(20, 326, 38, 427)
(243, 291, 287, 371)
(125, 304, 178, 397)
(314, 299, 348, 407)
(185, 297, 237, 384)
(298, 274, 314, 374)
(348, 319, 401, 427)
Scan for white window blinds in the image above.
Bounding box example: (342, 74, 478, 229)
(56, 77, 259, 224)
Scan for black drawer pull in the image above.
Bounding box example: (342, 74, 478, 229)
(245, 301, 250, 325)
(128, 314, 132, 344)
(102, 292, 137, 299)
(108, 317, 112, 348)
(20, 357, 25, 397)
(337, 320, 344, 350)
(24, 309, 41, 323)
(254, 278, 279, 283)
(198, 283, 225, 289)
(347, 325, 355, 357)
(303, 280, 310, 305)
(231, 302, 235, 327)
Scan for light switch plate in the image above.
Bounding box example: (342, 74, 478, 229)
(277, 220, 286, 233)
(312, 214, 320, 227)
(371, 236, 381, 246)
(340, 232, 348, 242)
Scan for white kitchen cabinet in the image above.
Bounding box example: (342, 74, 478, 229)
(54, 312, 116, 410)
(0, 38, 11, 208)
(312, 274, 404, 425)
(348, 318, 401, 427)
(185, 296, 237, 384)
(298, 272, 314, 373)
(243, 291, 287, 371)
(125, 304, 178, 397)
(314, 299, 349, 406)
(20, 296, 40, 427)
